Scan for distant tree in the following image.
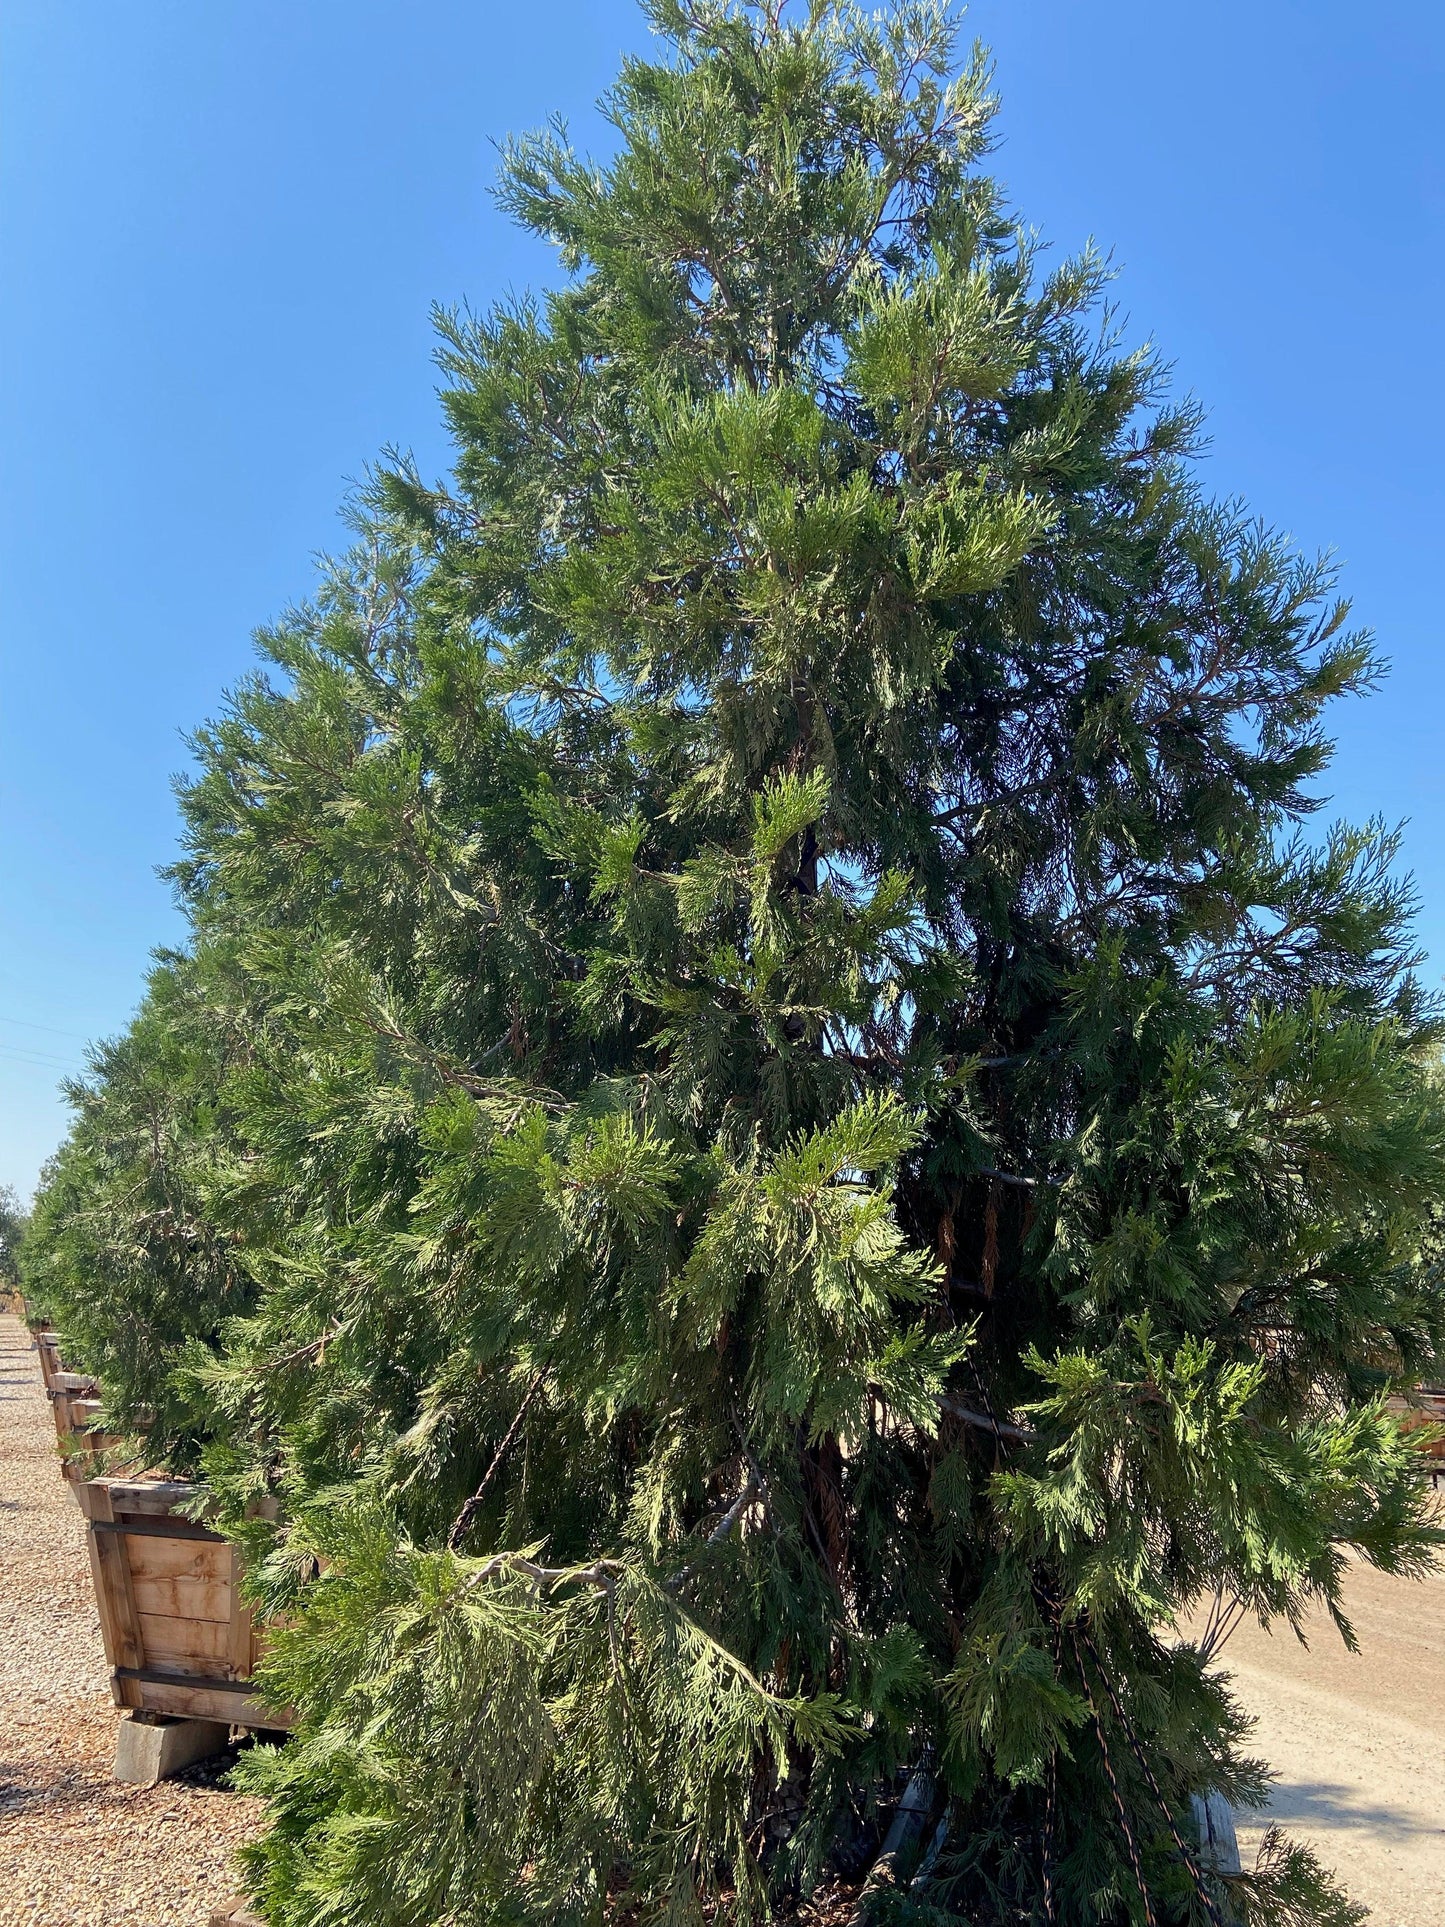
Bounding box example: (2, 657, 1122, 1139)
(23, 5, 1445, 1924)
(0, 1184, 27, 1296)
(19, 956, 258, 1458)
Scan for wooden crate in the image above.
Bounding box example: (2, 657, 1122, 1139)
(35, 1329, 66, 1393)
(34, 1325, 59, 1387)
(77, 1478, 290, 1731)
(50, 1376, 126, 1483)
(50, 1368, 100, 1415)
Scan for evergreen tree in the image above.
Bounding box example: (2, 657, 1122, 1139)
(0, 1184, 27, 1297)
(20, 956, 258, 1457)
(24, 4, 1445, 1923)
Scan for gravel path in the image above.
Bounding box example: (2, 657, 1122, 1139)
(0, 1314, 265, 1926)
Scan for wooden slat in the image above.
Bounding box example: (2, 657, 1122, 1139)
(121, 1672, 281, 1727)
(122, 1535, 229, 1586)
(85, 1484, 146, 1688)
(126, 1676, 263, 1723)
(136, 1611, 235, 1670)
(91, 1514, 220, 1543)
(64, 1449, 115, 1486)
(130, 1570, 234, 1623)
(74, 1479, 111, 1522)
(1387, 1394, 1445, 1459)
(53, 1392, 103, 1443)
(105, 1479, 204, 1518)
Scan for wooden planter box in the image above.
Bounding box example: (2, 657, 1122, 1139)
(50, 1368, 100, 1412)
(50, 1374, 126, 1483)
(35, 1329, 66, 1393)
(77, 1478, 290, 1731)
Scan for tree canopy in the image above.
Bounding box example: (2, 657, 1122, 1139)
(22, 4, 1445, 1923)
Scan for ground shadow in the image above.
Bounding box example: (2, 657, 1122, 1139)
(0, 1743, 257, 1821)
(1258, 1780, 1444, 1841)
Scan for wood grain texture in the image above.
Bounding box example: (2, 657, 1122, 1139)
(124, 1535, 229, 1586)
(135, 1611, 236, 1670)
(129, 1571, 234, 1624)
(86, 1487, 140, 1658)
(105, 1479, 205, 1517)
(123, 1675, 268, 1725)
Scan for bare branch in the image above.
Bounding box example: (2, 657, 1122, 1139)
(940, 1394, 1035, 1445)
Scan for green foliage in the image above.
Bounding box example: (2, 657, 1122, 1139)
(235, 1499, 851, 1927)
(19, 956, 259, 1459)
(0, 1184, 27, 1295)
(22, 2, 1445, 1922)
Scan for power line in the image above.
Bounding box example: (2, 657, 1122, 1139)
(0, 1012, 88, 1042)
(0, 1043, 84, 1073)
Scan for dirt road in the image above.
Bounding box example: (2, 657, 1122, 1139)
(0, 1313, 263, 1926)
(1212, 1556, 1445, 1924)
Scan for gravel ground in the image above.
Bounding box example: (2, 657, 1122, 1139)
(0, 1313, 265, 1926)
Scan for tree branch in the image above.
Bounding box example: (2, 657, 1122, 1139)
(449, 1363, 550, 1549)
(939, 1394, 1035, 1445)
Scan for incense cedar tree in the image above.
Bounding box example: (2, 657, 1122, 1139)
(22, 4, 1445, 1923)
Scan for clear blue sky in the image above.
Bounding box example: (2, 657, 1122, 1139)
(2, 0, 1442, 1198)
